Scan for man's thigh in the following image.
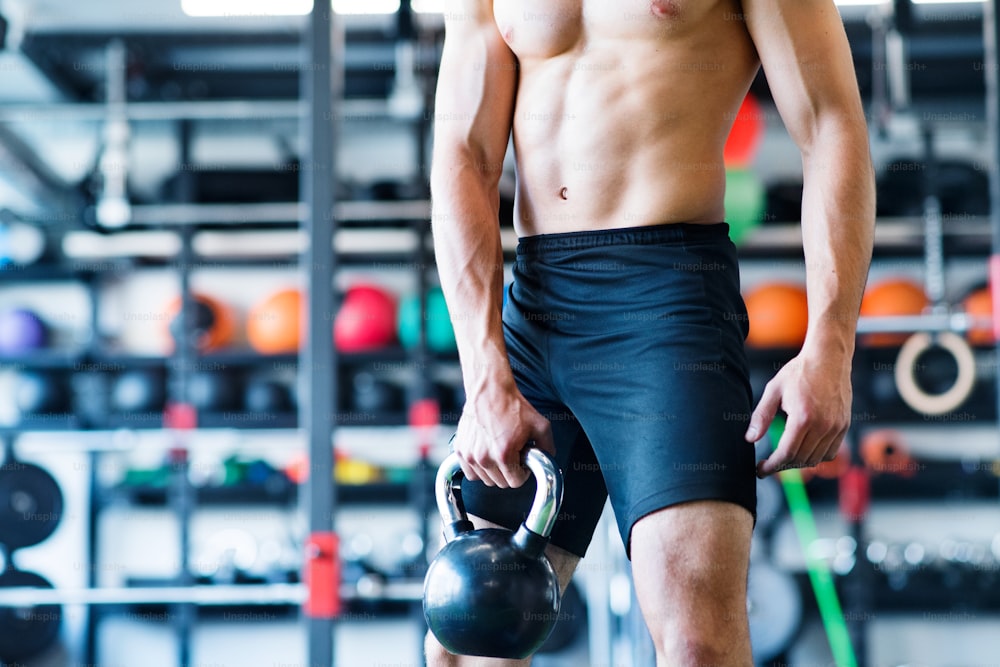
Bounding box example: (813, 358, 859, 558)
(630, 500, 753, 640)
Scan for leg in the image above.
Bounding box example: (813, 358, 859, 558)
(630, 500, 754, 667)
(424, 514, 581, 667)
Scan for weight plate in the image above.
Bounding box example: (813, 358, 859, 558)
(748, 560, 802, 662)
(0, 569, 61, 663)
(755, 475, 784, 531)
(0, 462, 64, 550)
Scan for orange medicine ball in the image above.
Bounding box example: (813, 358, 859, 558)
(859, 278, 929, 347)
(963, 287, 994, 346)
(162, 292, 235, 353)
(744, 282, 809, 349)
(247, 289, 303, 354)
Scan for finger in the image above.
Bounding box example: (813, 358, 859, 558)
(460, 440, 508, 488)
(757, 415, 809, 477)
(530, 419, 556, 458)
(458, 459, 482, 483)
(745, 379, 781, 443)
(811, 428, 846, 467)
(498, 455, 530, 488)
(804, 413, 849, 467)
(452, 423, 484, 483)
(801, 426, 835, 469)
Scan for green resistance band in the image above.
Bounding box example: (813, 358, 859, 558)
(768, 414, 858, 667)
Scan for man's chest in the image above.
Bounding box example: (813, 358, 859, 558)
(492, 0, 727, 59)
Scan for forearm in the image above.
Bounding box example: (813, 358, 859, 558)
(431, 156, 513, 395)
(799, 117, 876, 360)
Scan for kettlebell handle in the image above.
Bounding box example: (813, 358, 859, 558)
(435, 448, 564, 556)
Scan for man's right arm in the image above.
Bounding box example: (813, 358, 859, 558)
(431, 0, 553, 489)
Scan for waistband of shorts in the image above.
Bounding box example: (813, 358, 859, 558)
(515, 222, 731, 256)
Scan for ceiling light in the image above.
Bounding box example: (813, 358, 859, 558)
(182, 0, 404, 16)
(332, 0, 399, 14)
(181, 0, 313, 16)
(834, 0, 984, 4)
(412, 0, 445, 11)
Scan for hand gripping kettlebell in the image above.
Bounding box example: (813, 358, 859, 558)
(423, 448, 565, 659)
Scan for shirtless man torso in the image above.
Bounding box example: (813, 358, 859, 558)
(428, 1, 875, 664)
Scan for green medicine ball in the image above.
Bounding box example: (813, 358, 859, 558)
(725, 168, 765, 245)
(398, 287, 457, 353)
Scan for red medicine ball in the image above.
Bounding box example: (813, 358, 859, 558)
(333, 284, 398, 352)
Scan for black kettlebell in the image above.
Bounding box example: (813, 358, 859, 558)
(423, 448, 564, 659)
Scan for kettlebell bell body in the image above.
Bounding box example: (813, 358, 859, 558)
(423, 449, 565, 659)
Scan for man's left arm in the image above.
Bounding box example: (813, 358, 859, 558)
(740, 0, 876, 476)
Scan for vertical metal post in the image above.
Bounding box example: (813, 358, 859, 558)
(301, 3, 340, 666)
(986, 1, 1000, 438)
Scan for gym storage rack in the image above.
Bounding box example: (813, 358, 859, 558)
(0, 5, 454, 666)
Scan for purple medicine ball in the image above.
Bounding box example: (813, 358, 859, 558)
(0, 308, 48, 354)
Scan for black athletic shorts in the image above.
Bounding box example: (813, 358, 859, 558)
(459, 221, 757, 559)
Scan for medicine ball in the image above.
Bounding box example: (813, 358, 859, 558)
(187, 371, 241, 412)
(349, 372, 404, 414)
(15, 371, 65, 415)
(111, 369, 166, 413)
(963, 286, 994, 346)
(860, 278, 929, 347)
(163, 293, 235, 353)
(334, 284, 397, 353)
(398, 287, 457, 354)
(744, 282, 809, 348)
(0, 308, 48, 355)
(247, 288, 302, 354)
(71, 372, 111, 425)
(724, 168, 766, 244)
(876, 160, 929, 218)
(764, 180, 803, 224)
(723, 93, 765, 168)
(244, 377, 293, 413)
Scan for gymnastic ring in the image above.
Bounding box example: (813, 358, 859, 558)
(893, 331, 976, 416)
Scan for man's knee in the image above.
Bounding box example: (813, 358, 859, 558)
(425, 630, 537, 667)
(425, 631, 456, 667)
(671, 635, 737, 667)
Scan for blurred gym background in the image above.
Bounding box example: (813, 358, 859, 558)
(0, 0, 999, 666)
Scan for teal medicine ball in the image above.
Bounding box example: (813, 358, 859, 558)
(398, 287, 457, 354)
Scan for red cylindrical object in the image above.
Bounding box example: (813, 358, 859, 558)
(989, 254, 1000, 342)
(409, 398, 441, 429)
(838, 466, 871, 523)
(163, 402, 197, 430)
(304, 532, 341, 618)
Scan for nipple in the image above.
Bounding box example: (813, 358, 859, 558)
(558, 187, 569, 200)
(650, 0, 678, 18)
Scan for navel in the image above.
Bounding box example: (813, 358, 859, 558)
(558, 187, 569, 200)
